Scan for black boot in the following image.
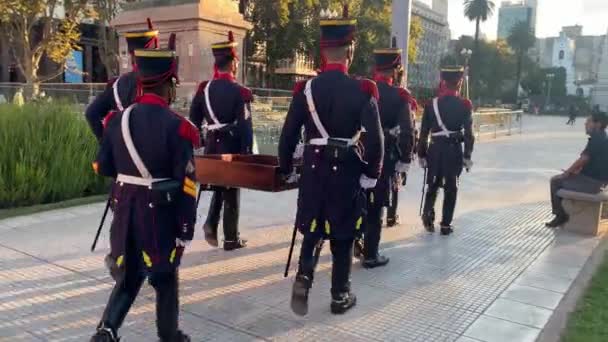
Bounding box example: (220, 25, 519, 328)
(90, 325, 119, 342)
(224, 239, 247, 251)
(545, 214, 569, 228)
(386, 215, 400, 228)
(162, 330, 191, 342)
(440, 225, 454, 236)
(290, 274, 312, 316)
(203, 224, 219, 247)
(362, 255, 390, 269)
(422, 212, 435, 233)
(353, 239, 364, 260)
(330, 292, 357, 314)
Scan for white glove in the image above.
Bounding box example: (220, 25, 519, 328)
(293, 143, 305, 159)
(419, 158, 428, 169)
(464, 159, 473, 171)
(285, 171, 300, 184)
(395, 162, 410, 173)
(176, 238, 191, 248)
(360, 175, 378, 189)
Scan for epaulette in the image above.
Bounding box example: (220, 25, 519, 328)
(293, 80, 307, 95)
(462, 98, 473, 111)
(359, 79, 379, 100)
(239, 86, 253, 102)
(196, 81, 210, 96)
(102, 110, 118, 129)
(399, 88, 418, 111)
(176, 115, 201, 149)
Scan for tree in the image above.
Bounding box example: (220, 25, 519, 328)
(92, 0, 120, 78)
(464, 0, 495, 98)
(507, 21, 535, 101)
(0, 0, 94, 96)
(408, 15, 424, 66)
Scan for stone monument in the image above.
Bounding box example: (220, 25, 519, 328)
(112, 0, 252, 96)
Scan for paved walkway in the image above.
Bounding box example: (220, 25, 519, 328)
(0, 116, 602, 342)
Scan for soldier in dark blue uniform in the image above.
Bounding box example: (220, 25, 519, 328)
(85, 18, 159, 141)
(189, 31, 253, 251)
(278, 5, 384, 316)
(90, 44, 199, 342)
(356, 47, 415, 268)
(417, 66, 475, 236)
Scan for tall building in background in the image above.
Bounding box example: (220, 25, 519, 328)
(497, 0, 537, 40)
(408, 0, 449, 90)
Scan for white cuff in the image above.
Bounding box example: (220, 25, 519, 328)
(360, 175, 378, 189)
(464, 159, 473, 170)
(293, 143, 305, 159)
(285, 171, 300, 184)
(395, 162, 410, 173)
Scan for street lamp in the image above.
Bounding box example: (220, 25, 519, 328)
(461, 48, 473, 99)
(545, 73, 555, 110)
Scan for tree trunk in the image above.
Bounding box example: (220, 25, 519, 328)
(472, 18, 481, 100)
(514, 50, 523, 102)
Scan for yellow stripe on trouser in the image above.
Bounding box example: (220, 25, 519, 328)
(310, 219, 317, 233)
(116, 255, 124, 267)
(169, 248, 177, 263)
(325, 221, 331, 235)
(142, 251, 152, 268)
(356, 217, 363, 230)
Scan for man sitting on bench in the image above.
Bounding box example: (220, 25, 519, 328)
(546, 112, 608, 228)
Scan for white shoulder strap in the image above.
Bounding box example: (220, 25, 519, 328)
(112, 75, 124, 112)
(121, 105, 152, 179)
(304, 80, 329, 139)
(432, 97, 451, 135)
(203, 81, 222, 126)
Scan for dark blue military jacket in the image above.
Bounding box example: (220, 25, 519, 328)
(95, 94, 199, 273)
(86, 72, 138, 140)
(189, 75, 254, 154)
(417, 94, 475, 181)
(372, 80, 415, 206)
(279, 68, 384, 240)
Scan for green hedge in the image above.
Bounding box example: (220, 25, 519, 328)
(0, 102, 106, 209)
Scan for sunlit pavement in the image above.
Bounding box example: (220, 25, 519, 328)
(0, 115, 601, 341)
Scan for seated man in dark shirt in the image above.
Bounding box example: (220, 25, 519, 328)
(546, 112, 608, 227)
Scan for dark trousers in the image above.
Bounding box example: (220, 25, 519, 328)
(386, 186, 399, 223)
(364, 194, 383, 259)
(423, 176, 459, 226)
(204, 187, 240, 241)
(98, 225, 179, 341)
(550, 174, 605, 217)
(297, 235, 354, 299)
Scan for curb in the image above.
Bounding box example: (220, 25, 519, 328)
(536, 236, 608, 342)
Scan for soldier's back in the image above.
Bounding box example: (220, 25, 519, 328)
(435, 95, 472, 131)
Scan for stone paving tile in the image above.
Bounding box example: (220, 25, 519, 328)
(484, 298, 553, 329)
(464, 315, 540, 342)
(500, 284, 564, 310)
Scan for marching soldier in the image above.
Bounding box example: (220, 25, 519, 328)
(189, 31, 253, 251)
(90, 40, 199, 342)
(357, 46, 415, 268)
(417, 66, 475, 236)
(85, 18, 159, 140)
(278, 5, 384, 316)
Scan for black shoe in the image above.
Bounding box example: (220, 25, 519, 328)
(90, 327, 119, 342)
(353, 239, 364, 260)
(422, 214, 435, 233)
(290, 275, 311, 316)
(162, 330, 191, 342)
(203, 224, 219, 247)
(545, 215, 569, 228)
(330, 292, 357, 314)
(386, 215, 400, 228)
(224, 239, 247, 251)
(362, 255, 390, 269)
(440, 225, 454, 236)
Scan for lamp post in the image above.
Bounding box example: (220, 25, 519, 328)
(461, 48, 473, 99)
(545, 73, 555, 110)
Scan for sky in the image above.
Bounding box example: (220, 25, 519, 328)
(420, 0, 608, 40)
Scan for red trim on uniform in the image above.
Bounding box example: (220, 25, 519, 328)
(373, 73, 394, 86)
(463, 99, 473, 111)
(135, 93, 169, 107)
(239, 86, 253, 102)
(214, 72, 235, 82)
(102, 110, 118, 129)
(321, 63, 348, 74)
(360, 79, 379, 100)
(178, 119, 201, 149)
(293, 80, 307, 95)
(398, 88, 418, 112)
(196, 81, 210, 95)
(439, 89, 460, 97)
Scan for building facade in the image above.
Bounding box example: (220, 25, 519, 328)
(408, 0, 449, 90)
(497, 0, 537, 40)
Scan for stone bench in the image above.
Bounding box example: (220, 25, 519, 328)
(557, 189, 608, 236)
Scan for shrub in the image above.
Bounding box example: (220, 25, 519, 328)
(0, 102, 106, 208)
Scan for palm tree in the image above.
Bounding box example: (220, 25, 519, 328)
(508, 21, 536, 101)
(464, 0, 495, 97)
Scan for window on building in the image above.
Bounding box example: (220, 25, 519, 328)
(559, 50, 565, 60)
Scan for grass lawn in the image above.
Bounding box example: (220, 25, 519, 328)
(562, 251, 608, 342)
(0, 195, 106, 221)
